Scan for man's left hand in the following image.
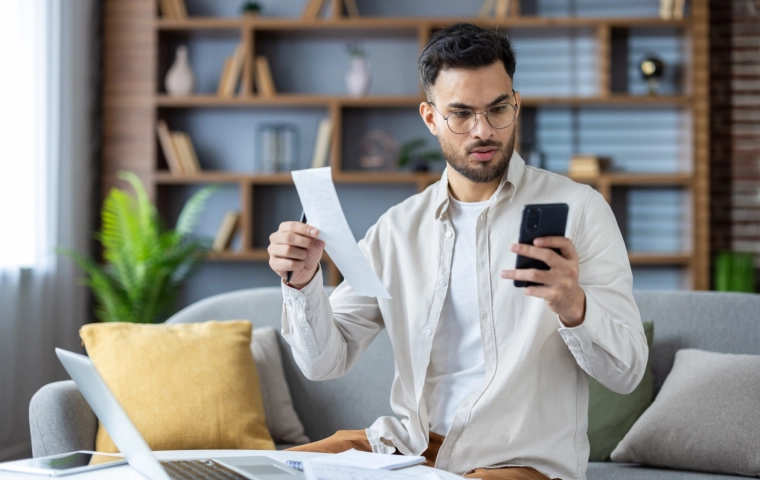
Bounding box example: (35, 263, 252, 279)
(501, 236, 586, 328)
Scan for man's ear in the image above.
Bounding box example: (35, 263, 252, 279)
(419, 102, 438, 137)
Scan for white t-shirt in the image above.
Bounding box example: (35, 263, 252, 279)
(424, 195, 488, 436)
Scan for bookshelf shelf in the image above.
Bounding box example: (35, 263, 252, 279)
(104, 0, 711, 290)
(156, 16, 690, 32)
(155, 94, 693, 108)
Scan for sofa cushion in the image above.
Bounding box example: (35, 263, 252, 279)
(80, 320, 275, 453)
(611, 349, 760, 477)
(588, 321, 654, 461)
(588, 462, 747, 480)
(252, 327, 309, 445)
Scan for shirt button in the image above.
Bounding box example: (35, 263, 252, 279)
(446, 231, 453, 237)
(426, 329, 432, 336)
(439, 280, 447, 287)
(418, 380, 424, 388)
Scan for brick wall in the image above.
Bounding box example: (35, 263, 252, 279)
(710, 0, 760, 289)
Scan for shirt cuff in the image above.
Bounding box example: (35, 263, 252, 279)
(281, 264, 324, 300)
(556, 288, 602, 372)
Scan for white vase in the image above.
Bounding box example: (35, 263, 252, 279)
(346, 56, 371, 97)
(165, 45, 194, 96)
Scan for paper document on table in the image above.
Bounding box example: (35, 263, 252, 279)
(291, 167, 391, 299)
(303, 462, 420, 480)
(309, 449, 425, 470)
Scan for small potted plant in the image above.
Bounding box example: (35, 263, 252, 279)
(397, 138, 444, 172)
(241, 1, 262, 17)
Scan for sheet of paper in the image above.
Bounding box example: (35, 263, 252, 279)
(303, 462, 420, 480)
(309, 449, 425, 470)
(291, 167, 391, 299)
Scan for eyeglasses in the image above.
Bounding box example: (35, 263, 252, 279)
(429, 90, 519, 135)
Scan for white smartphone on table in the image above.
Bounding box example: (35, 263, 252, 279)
(0, 450, 125, 476)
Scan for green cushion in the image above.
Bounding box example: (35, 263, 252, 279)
(587, 321, 654, 462)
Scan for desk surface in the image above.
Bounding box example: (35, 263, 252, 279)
(0, 450, 461, 480)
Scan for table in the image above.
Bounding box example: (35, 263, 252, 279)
(0, 450, 462, 479)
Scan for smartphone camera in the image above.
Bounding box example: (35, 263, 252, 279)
(526, 208, 541, 233)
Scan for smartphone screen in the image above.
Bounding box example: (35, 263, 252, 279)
(25, 452, 123, 470)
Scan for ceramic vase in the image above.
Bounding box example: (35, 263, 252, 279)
(346, 56, 371, 97)
(165, 45, 194, 96)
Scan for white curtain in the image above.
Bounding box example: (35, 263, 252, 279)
(0, 0, 98, 460)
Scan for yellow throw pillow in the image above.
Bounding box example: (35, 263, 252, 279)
(79, 320, 275, 453)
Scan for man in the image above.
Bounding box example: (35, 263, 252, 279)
(267, 23, 648, 480)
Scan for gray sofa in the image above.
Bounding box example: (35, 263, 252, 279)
(30, 288, 760, 479)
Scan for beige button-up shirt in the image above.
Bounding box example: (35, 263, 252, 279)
(280, 151, 648, 480)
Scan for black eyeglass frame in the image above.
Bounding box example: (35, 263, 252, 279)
(428, 89, 519, 135)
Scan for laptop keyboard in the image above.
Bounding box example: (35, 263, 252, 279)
(161, 460, 249, 480)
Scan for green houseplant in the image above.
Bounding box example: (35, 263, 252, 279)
(714, 251, 756, 293)
(57, 171, 217, 323)
(397, 138, 443, 172)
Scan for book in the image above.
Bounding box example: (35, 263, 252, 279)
(172, 132, 200, 175)
(672, 0, 685, 20)
(301, 0, 326, 20)
(221, 43, 246, 97)
(495, 0, 511, 18)
(659, 0, 674, 19)
(217, 56, 234, 96)
(568, 155, 611, 178)
(477, 0, 497, 17)
(172, 0, 188, 19)
(344, 0, 360, 17)
(156, 120, 185, 175)
(255, 56, 277, 97)
(310, 118, 333, 169)
(159, 0, 176, 18)
(212, 211, 240, 253)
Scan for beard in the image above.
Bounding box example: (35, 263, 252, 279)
(438, 128, 515, 184)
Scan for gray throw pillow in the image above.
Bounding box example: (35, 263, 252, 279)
(252, 327, 310, 445)
(611, 349, 760, 477)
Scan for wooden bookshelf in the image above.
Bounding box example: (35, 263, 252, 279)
(103, 0, 711, 289)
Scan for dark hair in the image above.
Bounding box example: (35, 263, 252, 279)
(417, 23, 516, 100)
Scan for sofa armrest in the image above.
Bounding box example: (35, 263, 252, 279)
(29, 380, 97, 457)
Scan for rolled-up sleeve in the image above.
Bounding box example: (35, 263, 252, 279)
(557, 189, 649, 394)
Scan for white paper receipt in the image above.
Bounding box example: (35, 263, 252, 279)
(291, 167, 391, 299)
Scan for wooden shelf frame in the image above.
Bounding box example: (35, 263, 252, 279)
(102, 0, 710, 289)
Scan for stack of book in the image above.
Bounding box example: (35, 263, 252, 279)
(212, 212, 240, 253)
(158, 0, 187, 19)
(156, 120, 202, 175)
(568, 155, 611, 178)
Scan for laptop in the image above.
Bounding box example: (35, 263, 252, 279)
(55, 348, 306, 480)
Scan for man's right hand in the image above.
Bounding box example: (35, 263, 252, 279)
(268, 221, 325, 289)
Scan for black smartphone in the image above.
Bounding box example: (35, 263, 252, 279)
(514, 203, 569, 287)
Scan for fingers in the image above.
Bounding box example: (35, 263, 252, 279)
(281, 221, 320, 239)
(270, 227, 323, 251)
(510, 242, 562, 268)
(501, 268, 551, 285)
(533, 236, 578, 261)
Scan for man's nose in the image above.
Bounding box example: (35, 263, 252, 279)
(470, 113, 495, 139)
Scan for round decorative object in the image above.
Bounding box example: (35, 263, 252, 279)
(165, 45, 194, 96)
(359, 130, 398, 170)
(241, 1, 262, 16)
(346, 56, 372, 97)
(639, 55, 666, 96)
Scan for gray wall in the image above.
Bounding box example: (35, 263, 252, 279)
(160, 0, 693, 309)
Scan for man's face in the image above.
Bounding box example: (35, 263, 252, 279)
(420, 61, 520, 184)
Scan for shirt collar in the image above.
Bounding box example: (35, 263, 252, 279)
(434, 150, 526, 220)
